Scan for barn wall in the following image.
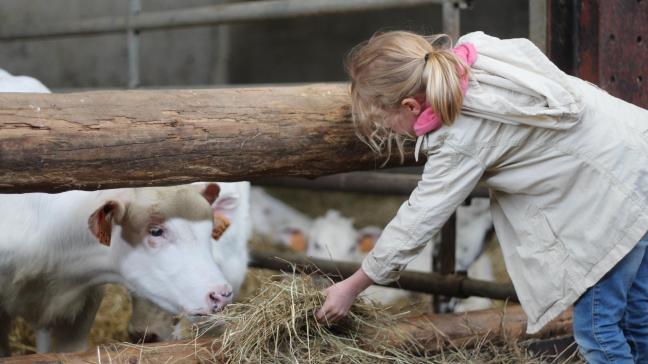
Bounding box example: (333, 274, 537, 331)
(0, 0, 528, 88)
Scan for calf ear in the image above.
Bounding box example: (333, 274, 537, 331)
(210, 190, 239, 240)
(212, 214, 231, 240)
(200, 183, 221, 205)
(88, 201, 126, 246)
(278, 227, 307, 253)
(357, 226, 382, 253)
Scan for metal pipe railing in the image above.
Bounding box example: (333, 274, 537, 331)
(126, 0, 141, 89)
(249, 250, 518, 301)
(256, 171, 490, 198)
(0, 0, 468, 41)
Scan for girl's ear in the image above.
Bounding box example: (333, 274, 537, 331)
(401, 98, 422, 115)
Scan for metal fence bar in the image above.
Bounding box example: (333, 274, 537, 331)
(0, 0, 467, 41)
(434, 212, 457, 311)
(256, 171, 490, 198)
(256, 172, 422, 195)
(249, 249, 518, 301)
(127, 0, 141, 88)
(442, 1, 461, 41)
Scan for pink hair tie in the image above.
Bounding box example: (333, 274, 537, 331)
(413, 42, 477, 137)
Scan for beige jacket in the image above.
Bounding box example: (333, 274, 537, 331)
(361, 32, 648, 334)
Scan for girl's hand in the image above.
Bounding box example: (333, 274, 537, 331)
(315, 268, 374, 324)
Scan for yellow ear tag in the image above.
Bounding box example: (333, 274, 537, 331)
(289, 232, 307, 253)
(358, 236, 375, 253)
(98, 211, 112, 246)
(212, 214, 231, 240)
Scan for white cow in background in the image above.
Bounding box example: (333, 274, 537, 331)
(0, 184, 232, 356)
(0, 69, 50, 93)
(250, 188, 379, 258)
(451, 197, 495, 312)
(250, 187, 312, 253)
(250, 187, 495, 310)
(307, 210, 363, 260)
(128, 182, 251, 343)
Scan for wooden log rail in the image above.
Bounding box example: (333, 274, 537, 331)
(0, 84, 420, 193)
(249, 250, 518, 302)
(1, 306, 571, 363)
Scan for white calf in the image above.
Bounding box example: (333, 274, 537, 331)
(452, 253, 495, 312)
(248, 188, 494, 310)
(128, 182, 251, 342)
(362, 198, 495, 309)
(301, 198, 494, 309)
(0, 184, 231, 355)
(250, 187, 312, 252)
(306, 210, 362, 261)
(0, 68, 50, 93)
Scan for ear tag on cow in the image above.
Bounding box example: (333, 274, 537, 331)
(289, 231, 307, 253)
(98, 210, 112, 246)
(358, 236, 375, 253)
(212, 213, 231, 240)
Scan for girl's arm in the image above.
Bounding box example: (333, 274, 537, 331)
(317, 141, 485, 322)
(315, 268, 373, 323)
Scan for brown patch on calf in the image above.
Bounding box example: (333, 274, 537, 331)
(212, 214, 231, 240)
(201, 183, 220, 205)
(118, 186, 215, 246)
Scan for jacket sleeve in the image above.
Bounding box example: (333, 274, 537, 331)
(361, 143, 485, 284)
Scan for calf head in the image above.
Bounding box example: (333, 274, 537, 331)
(88, 184, 233, 317)
(306, 210, 360, 261)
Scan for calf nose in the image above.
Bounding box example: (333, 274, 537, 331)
(208, 284, 233, 313)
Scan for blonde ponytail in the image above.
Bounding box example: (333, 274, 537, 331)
(423, 49, 469, 126)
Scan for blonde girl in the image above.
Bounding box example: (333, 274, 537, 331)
(316, 31, 648, 363)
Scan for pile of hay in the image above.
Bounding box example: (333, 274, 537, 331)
(196, 271, 431, 363)
(187, 271, 579, 363)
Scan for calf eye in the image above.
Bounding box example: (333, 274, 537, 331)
(149, 228, 164, 237)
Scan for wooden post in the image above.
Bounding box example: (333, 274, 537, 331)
(0, 84, 420, 193)
(433, 212, 457, 312)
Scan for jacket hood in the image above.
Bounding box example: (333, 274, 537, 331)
(458, 31, 584, 130)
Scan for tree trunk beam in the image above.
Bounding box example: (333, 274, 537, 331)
(0, 84, 417, 193)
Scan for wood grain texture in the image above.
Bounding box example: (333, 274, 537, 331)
(0, 84, 417, 193)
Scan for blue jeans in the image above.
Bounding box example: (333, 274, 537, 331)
(574, 232, 648, 363)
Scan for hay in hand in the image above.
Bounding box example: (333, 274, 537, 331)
(196, 271, 430, 363)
